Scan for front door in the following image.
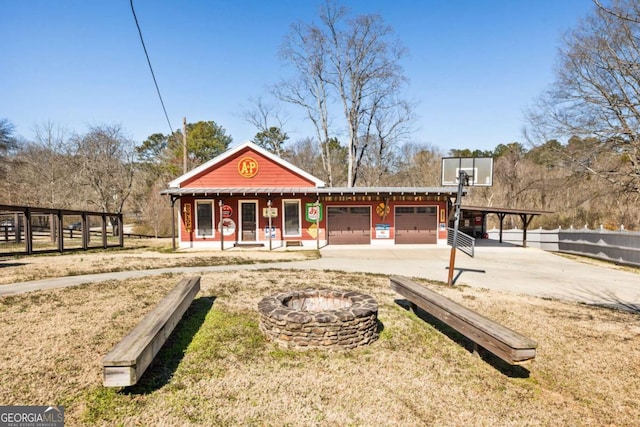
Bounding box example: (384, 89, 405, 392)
(240, 202, 257, 241)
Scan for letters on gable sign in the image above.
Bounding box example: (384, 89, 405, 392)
(238, 156, 259, 178)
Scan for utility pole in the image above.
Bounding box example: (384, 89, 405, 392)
(182, 117, 187, 174)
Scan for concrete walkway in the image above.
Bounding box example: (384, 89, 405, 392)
(1, 243, 639, 311)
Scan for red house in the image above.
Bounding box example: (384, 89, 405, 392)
(161, 141, 459, 249)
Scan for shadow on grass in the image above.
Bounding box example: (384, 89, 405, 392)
(123, 296, 216, 395)
(445, 267, 486, 285)
(394, 299, 531, 378)
(376, 318, 385, 335)
(0, 261, 28, 268)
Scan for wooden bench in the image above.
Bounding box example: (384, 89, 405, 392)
(102, 276, 201, 387)
(285, 240, 303, 247)
(389, 275, 537, 365)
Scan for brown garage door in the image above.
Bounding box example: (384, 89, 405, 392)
(395, 206, 437, 244)
(328, 206, 371, 245)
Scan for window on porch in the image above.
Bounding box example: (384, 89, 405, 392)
(196, 200, 214, 238)
(283, 200, 301, 237)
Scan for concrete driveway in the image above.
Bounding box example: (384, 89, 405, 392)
(310, 242, 640, 311)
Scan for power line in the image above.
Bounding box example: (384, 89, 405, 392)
(129, 0, 175, 137)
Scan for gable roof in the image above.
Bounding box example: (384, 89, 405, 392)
(167, 140, 326, 189)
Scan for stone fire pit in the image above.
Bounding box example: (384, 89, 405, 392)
(258, 288, 379, 350)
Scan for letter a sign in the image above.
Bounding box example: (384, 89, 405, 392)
(238, 156, 259, 178)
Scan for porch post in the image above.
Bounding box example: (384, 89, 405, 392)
(171, 196, 177, 251)
(219, 199, 224, 251)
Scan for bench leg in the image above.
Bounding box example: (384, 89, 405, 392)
(409, 302, 418, 313)
(473, 342, 480, 357)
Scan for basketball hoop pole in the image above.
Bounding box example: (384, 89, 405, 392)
(447, 170, 469, 286)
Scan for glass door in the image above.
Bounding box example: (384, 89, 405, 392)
(240, 202, 257, 241)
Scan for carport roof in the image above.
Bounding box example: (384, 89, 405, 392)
(461, 205, 553, 247)
(461, 205, 552, 215)
(161, 186, 463, 197)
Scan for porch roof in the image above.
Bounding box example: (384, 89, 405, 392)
(160, 186, 463, 197)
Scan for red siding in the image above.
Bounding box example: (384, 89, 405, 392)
(182, 147, 316, 188)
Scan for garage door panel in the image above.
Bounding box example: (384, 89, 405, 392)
(395, 206, 437, 244)
(328, 207, 371, 245)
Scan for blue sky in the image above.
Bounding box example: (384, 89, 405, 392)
(1, 1, 596, 154)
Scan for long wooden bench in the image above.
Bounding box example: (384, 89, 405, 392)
(389, 275, 537, 365)
(102, 276, 201, 387)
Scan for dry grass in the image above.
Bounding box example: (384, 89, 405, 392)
(0, 238, 317, 285)
(1, 265, 639, 426)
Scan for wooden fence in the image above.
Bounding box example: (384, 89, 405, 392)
(0, 204, 124, 256)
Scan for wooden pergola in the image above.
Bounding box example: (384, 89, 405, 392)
(461, 206, 552, 247)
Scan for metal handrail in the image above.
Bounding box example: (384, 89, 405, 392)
(447, 227, 476, 258)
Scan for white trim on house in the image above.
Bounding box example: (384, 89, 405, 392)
(168, 141, 326, 188)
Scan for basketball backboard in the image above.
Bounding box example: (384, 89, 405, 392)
(441, 157, 493, 187)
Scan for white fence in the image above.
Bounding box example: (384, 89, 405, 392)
(486, 228, 640, 267)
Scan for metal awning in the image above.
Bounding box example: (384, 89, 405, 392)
(161, 186, 463, 197)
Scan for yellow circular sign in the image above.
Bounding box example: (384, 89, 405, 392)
(238, 156, 259, 178)
(376, 202, 390, 218)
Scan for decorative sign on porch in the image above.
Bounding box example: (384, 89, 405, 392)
(375, 202, 390, 219)
(305, 203, 322, 222)
(375, 223, 390, 239)
(264, 226, 276, 239)
(238, 156, 259, 178)
(307, 222, 318, 238)
(222, 204, 233, 218)
(218, 218, 236, 236)
(183, 203, 192, 232)
(262, 207, 278, 218)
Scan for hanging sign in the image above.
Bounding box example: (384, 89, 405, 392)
(305, 203, 322, 222)
(263, 207, 278, 218)
(183, 203, 192, 232)
(238, 156, 259, 178)
(222, 204, 233, 218)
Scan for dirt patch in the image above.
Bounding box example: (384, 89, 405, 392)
(1, 268, 638, 426)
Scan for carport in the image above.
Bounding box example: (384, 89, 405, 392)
(461, 206, 552, 248)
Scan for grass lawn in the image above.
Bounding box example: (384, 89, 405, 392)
(1, 266, 638, 426)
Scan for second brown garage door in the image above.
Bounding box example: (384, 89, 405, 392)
(395, 206, 437, 244)
(328, 206, 371, 245)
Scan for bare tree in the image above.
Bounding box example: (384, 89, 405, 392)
(71, 124, 135, 233)
(526, 0, 640, 194)
(356, 99, 415, 186)
(275, 1, 411, 187)
(243, 97, 289, 156)
(0, 122, 78, 207)
(324, 6, 410, 187)
(0, 118, 17, 180)
(30, 122, 74, 207)
(392, 143, 443, 187)
(274, 18, 336, 186)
